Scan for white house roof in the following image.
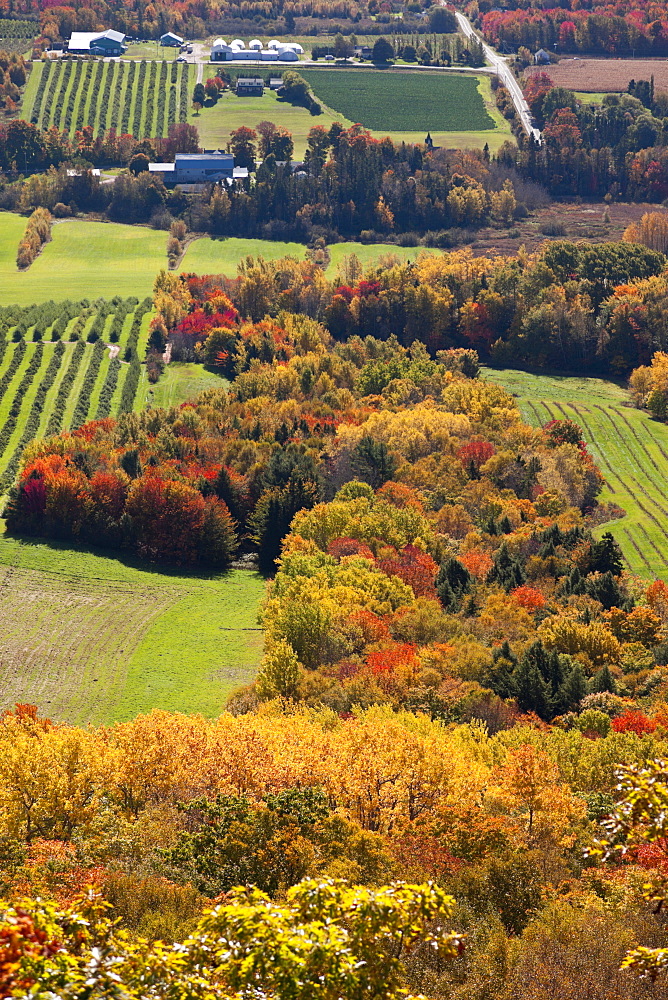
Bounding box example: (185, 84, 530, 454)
(161, 31, 183, 41)
(69, 28, 125, 50)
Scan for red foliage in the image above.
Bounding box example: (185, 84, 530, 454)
(377, 544, 438, 599)
(328, 537, 375, 561)
(457, 440, 495, 471)
(366, 642, 419, 674)
(611, 710, 657, 734)
(511, 586, 546, 612)
(375, 481, 425, 512)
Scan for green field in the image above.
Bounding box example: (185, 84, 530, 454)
(192, 70, 513, 157)
(0, 531, 265, 724)
(0, 214, 170, 305)
(484, 368, 668, 580)
(325, 242, 437, 277)
(301, 68, 495, 132)
(181, 235, 308, 273)
(25, 59, 194, 138)
(149, 362, 228, 407)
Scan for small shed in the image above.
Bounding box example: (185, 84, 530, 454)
(160, 31, 184, 46)
(236, 76, 264, 96)
(534, 48, 551, 64)
(269, 76, 284, 90)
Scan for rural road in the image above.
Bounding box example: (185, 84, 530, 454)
(454, 10, 542, 142)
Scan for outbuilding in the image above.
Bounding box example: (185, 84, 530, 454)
(148, 152, 235, 184)
(68, 29, 126, 55)
(160, 31, 184, 46)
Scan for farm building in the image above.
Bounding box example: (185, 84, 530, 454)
(269, 77, 284, 90)
(148, 152, 235, 184)
(236, 77, 264, 96)
(68, 29, 126, 55)
(160, 31, 184, 46)
(211, 37, 301, 61)
(534, 48, 551, 64)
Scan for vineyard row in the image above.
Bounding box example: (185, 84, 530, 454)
(27, 60, 191, 139)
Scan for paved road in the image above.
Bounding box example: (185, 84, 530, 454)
(455, 10, 541, 142)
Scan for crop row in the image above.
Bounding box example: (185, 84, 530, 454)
(0, 18, 37, 37)
(0, 341, 27, 408)
(0, 299, 152, 493)
(0, 344, 45, 469)
(0, 342, 66, 491)
(31, 59, 189, 139)
(71, 340, 107, 429)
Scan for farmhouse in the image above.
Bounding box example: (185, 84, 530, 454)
(68, 29, 126, 55)
(160, 31, 184, 47)
(148, 152, 235, 184)
(236, 77, 264, 96)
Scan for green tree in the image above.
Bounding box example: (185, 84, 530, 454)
(372, 37, 394, 63)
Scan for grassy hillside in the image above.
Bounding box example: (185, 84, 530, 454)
(484, 368, 668, 580)
(181, 235, 308, 273)
(0, 215, 169, 304)
(0, 532, 265, 725)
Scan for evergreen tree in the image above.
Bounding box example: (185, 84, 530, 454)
(487, 542, 526, 591)
(591, 664, 617, 694)
(436, 557, 471, 610)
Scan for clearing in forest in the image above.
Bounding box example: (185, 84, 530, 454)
(484, 368, 668, 580)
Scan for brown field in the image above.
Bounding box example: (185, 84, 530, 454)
(527, 58, 668, 93)
(468, 201, 655, 258)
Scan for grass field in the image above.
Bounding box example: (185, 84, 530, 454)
(24, 59, 194, 138)
(0, 214, 170, 305)
(484, 368, 668, 580)
(301, 68, 494, 132)
(149, 362, 228, 407)
(325, 242, 436, 276)
(0, 531, 265, 724)
(181, 235, 307, 273)
(192, 70, 513, 157)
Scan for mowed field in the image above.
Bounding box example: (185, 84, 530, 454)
(0, 533, 265, 725)
(193, 71, 513, 156)
(527, 59, 668, 93)
(24, 59, 193, 137)
(484, 368, 668, 580)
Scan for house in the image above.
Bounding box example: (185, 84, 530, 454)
(148, 152, 235, 184)
(236, 77, 264, 95)
(68, 29, 126, 55)
(269, 76, 284, 90)
(160, 31, 183, 47)
(354, 45, 372, 59)
(534, 47, 551, 64)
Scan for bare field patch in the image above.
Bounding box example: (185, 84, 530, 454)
(528, 58, 668, 93)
